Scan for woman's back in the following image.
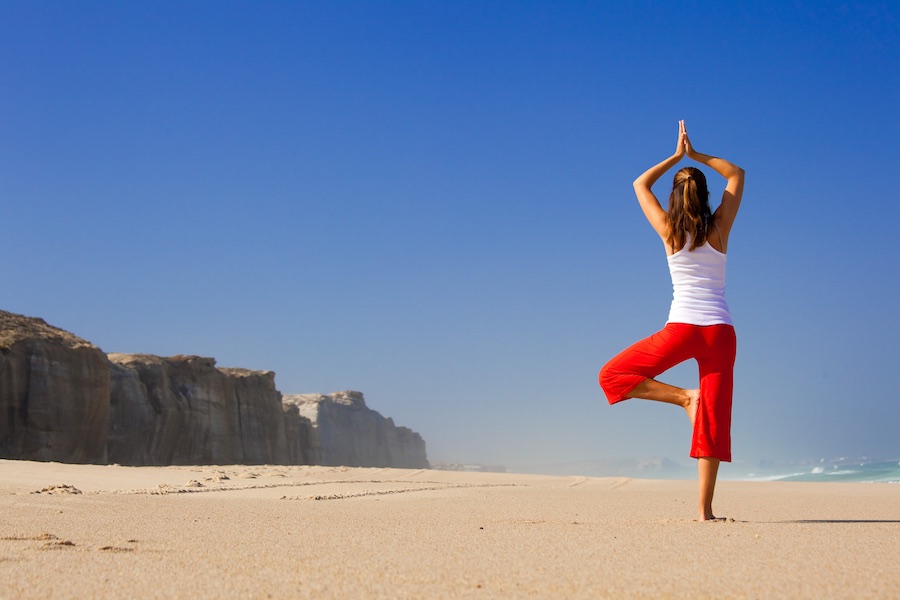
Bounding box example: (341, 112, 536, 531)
(666, 221, 727, 256)
(666, 236, 732, 326)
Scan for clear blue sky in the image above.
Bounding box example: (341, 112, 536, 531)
(2, 1, 898, 471)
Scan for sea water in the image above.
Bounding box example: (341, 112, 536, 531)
(737, 459, 900, 483)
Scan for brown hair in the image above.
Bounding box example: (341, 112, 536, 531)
(666, 167, 711, 251)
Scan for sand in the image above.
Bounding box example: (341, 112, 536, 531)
(1, 460, 897, 599)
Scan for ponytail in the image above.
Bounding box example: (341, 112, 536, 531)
(666, 167, 711, 252)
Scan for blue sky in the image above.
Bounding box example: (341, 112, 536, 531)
(2, 1, 898, 472)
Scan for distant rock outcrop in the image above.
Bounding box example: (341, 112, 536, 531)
(283, 391, 429, 469)
(0, 310, 428, 468)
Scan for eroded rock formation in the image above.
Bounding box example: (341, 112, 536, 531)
(107, 354, 293, 466)
(0, 310, 428, 468)
(0, 311, 110, 463)
(283, 391, 429, 469)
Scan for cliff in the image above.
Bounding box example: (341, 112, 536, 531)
(0, 312, 110, 463)
(0, 310, 428, 468)
(283, 391, 429, 469)
(106, 354, 294, 466)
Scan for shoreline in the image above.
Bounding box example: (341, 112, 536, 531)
(483, 457, 900, 485)
(2, 459, 898, 598)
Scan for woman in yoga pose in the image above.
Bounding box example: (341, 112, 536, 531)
(599, 121, 745, 521)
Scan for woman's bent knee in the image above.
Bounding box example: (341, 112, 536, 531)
(599, 363, 639, 405)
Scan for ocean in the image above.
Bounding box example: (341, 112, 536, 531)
(736, 459, 900, 484)
(495, 457, 900, 483)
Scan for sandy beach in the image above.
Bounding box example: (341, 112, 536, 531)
(1, 460, 897, 599)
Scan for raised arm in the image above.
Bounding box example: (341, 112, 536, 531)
(633, 121, 687, 241)
(683, 128, 745, 236)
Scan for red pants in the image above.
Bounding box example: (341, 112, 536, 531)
(599, 323, 736, 462)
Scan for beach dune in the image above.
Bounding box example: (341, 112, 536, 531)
(1, 459, 897, 598)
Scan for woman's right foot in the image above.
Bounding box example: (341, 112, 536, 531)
(684, 389, 700, 426)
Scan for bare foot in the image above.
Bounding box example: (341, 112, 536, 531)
(698, 515, 729, 522)
(684, 389, 700, 426)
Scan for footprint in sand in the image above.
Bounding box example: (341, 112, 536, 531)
(205, 471, 231, 483)
(31, 485, 82, 495)
(1, 533, 59, 542)
(98, 545, 134, 552)
(40, 540, 75, 550)
(3, 533, 81, 551)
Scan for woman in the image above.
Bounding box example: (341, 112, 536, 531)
(599, 121, 744, 521)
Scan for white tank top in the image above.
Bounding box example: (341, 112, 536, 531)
(666, 235, 733, 326)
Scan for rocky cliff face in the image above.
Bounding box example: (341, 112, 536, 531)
(283, 391, 429, 469)
(0, 312, 110, 463)
(0, 310, 428, 468)
(107, 354, 294, 466)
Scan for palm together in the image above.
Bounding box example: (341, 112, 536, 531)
(675, 120, 696, 159)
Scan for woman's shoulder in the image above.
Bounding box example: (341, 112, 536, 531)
(707, 219, 728, 253)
